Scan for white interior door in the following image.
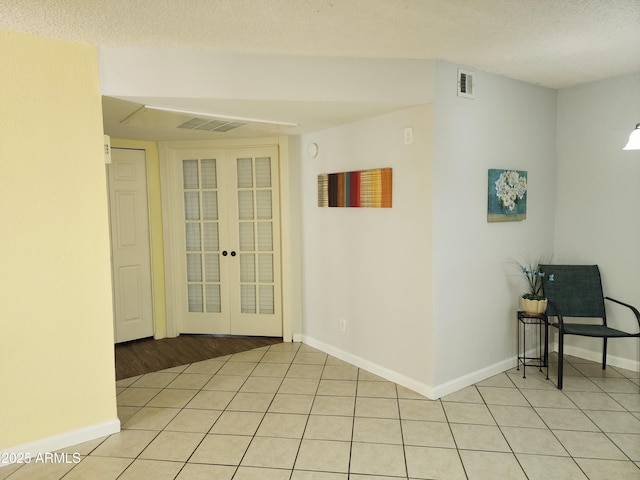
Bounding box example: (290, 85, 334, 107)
(108, 148, 154, 343)
(178, 150, 231, 334)
(230, 148, 282, 336)
(168, 145, 282, 337)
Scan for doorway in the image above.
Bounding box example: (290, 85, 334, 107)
(162, 143, 283, 337)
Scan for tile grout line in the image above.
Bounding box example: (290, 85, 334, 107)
(6, 344, 639, 479)
(128, 351, 237, 479)
(184, 348, 257, 479)
(214, 344, 297, 477)
(285, 346, 327, 479)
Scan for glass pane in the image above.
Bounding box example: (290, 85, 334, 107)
(238, 191, 254, 220)
(259, 285, 274, 314)
(203, 222, 219, 251)
(241, 285, 256, 313)
(240, 253, 256, 282)
(186, 253, 202, 281)
(188, 284, 203, 312)
(183, 159, 199, 189)
(206, 284, 221, 313)
(184, 192, 200, 220)
(185, 223, 201, 251)
(257, 222, 272, 251)
(237, 158, 253, 188)
(255, 157, 271, 188)
(205, 254, 220, 282)
(239, 222, 255, 251)
(201, 159, 217, 189)
(256, 191, 272, 219)
(258, 254, 273, 283)
(202, 191, 218, 220)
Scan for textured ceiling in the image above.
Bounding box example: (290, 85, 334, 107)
(1, 0, 639, 89)
(3, 0, 639, 140)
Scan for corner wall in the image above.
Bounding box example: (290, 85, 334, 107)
(555, 72, 640, 369)
(0, 31, 119, 452)
(300, 105, 435, 394)
(432, 61, 557, 393)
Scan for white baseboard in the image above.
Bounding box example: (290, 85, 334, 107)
(301, 335, 523, 400)
(549, 341, 640, 372)
(302, 335, 437, 399)
(299, 334, 638, 403)
(0, 419, 120, 468)
(430, 357, 518, 399)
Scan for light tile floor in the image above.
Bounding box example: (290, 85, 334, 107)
(3, 342, 639, 479)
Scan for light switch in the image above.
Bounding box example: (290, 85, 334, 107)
(404, 126, 413, 145)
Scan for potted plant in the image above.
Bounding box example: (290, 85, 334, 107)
(517, 260, 548, 314)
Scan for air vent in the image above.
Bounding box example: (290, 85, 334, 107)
(457, 69, 475, 99)
(177, 117, 246, 132)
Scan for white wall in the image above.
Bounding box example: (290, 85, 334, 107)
(431, 61, 557, 393)
(99, 48, 435, 104)
(555, 72, 640, 369)
(300, 105, 435, 394)
(99, 46, 638, 394)
(99, 49, 436, 132)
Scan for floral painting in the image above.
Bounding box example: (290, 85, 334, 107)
(487, 169, 527, 222)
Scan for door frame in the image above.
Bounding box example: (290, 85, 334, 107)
(159, 137, 294, 341)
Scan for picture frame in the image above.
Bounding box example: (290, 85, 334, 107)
(487, 169, 527, 222)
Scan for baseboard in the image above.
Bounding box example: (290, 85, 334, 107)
(292, 333, 303, 342)
(0, 419, 120, 468)
(301, 335, 438, 399)
(430, 356, 518, 399)
(549, 341, 640, 372)
(301, 335, 523, 400)
(298, 336, 638, 401)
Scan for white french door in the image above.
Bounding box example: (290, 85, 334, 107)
(165, 145, 282, 337)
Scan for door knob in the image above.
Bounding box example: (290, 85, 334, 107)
(222, 250, 228, 256)
(230, 251, 236, 257)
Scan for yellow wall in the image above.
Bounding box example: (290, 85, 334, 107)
(110, 139, 167, 338)
(0, 31, 118, 449)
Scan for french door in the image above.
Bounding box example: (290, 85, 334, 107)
(165, 145, 282, 337)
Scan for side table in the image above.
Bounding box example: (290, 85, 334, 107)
(516, 311, 548, 379)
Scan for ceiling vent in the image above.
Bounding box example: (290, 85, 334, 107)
(118, 104, 298, 137)
(177, 117, 246, 132)
(457, 69, 475, 99)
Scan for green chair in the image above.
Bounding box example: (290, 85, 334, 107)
(538, 264, 640, 389)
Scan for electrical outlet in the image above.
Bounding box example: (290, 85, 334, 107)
(339, 318, 347, 332)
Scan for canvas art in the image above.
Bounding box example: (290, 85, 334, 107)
(487, 169, 527, 222)
(318, 167, 392, 208)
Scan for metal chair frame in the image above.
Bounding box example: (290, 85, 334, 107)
(539, 264, 640, 389)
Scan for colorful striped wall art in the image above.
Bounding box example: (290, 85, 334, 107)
(318, 167, 392, 208)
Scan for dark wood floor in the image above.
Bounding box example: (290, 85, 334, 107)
(114, 335, 283, 380)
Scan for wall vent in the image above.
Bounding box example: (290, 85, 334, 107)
(457, 69, 475, 99)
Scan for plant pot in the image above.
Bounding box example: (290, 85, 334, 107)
(519, 297, 548, 315)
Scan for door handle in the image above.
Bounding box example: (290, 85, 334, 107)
(222, 250, 228, 256)
(230, 251, 236, 257)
